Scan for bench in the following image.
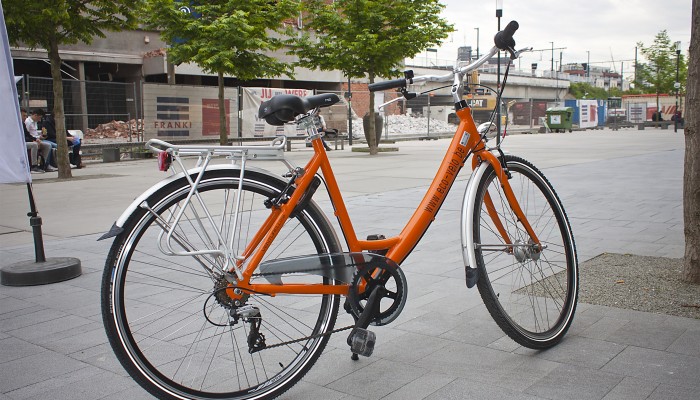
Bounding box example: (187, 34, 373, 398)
(289, 134, 351, 151)
(81, 136, 322, 163)
(637, 121, 674, 130)
(37, 130, 83, 166)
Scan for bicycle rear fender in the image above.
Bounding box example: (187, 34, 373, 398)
(97, 164, 288, 241)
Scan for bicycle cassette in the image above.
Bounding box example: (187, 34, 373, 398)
(346, 257, 408, 326)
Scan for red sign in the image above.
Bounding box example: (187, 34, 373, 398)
(202, 99, 230, 136)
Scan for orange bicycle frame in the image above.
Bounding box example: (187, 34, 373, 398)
(234, 106, 540, 297)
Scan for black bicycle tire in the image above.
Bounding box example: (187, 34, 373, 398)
(101, 168, 342, 399)
(473, 155, 578, 349)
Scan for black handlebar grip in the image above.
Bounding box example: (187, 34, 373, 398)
(494, 20, 519, 50)
(368, 78, 407, 92)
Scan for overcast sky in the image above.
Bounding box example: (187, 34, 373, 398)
(434, 0, 692, 75)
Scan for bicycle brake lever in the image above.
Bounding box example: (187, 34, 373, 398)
(377, 96, 404, 110)
(512, 47, 533, 59)
(402, 91, 417, 100)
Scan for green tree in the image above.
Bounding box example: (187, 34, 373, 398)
(635, 30, 688, 112)
(295, 0, 452, 155)
(569, 82, 623, 99)
(142, 0, 298, 145)
(3, 0, 140, 178)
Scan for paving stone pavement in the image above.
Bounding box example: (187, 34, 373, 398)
(1, 128, 698, 400)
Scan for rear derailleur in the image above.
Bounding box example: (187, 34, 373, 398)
(231, 304, 266, 354)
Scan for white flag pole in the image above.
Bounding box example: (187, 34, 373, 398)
(0, 0, 81, 286)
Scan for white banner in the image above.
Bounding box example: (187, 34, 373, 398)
(142, 83, 239, 141)
(241, 87, 310, 137)
(578, 99, 598, 129)
(0, 2, 30, 184)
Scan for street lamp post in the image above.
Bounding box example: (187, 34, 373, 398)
(675, 41, 681, 133)
(474, 27, 480, 59)
(550, 42, 554, 71)
(586, 50, 590, 78)
(496, 1, 502, 147)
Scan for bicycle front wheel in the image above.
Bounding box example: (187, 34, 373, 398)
(101, 168, 342, 399)
(472, 155, 578, 349)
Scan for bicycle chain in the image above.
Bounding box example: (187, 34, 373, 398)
(247, 267, 354, 352)
(255, 324, 354, 352)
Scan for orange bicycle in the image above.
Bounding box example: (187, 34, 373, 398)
(100, 21, 578, 400)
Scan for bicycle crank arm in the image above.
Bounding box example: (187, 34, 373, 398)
(347, 285, 384, 359)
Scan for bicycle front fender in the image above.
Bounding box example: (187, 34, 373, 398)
(460, 160, 490, 272)
(97, 164, 285, 241)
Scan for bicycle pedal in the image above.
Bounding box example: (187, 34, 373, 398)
(347, 327, 376, 357)
(465, 266, 478, 288)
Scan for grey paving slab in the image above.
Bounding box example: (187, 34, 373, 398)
(667, 329, 700, 357)
(5, 314, 95, 343)
(0, 296, 37, 316)
(0, 307, 69, 333)
(647, 384, 700, 400)
(425, 378, 545, 400)
(7, 369, 134, 400)
(524, 364, 624, 400)
(603, 319, 687, 350)
(438, 315, 508, 347)
(0, 337, 46, 364)
(602, 346, 700, 389)
(0, 351, 87, 393)
(381, 372, 456, 400)
(41, 326, 108, 355)
(300, 348, 379, 387)
(99, 385, 156, 400)
(68, 342, 131, 377)
(282, 380, 352, 400)
(326, 358, 428, 399)
(414, 341, 527, 382)
(601, 377, 659, 400)
(371, 331, 452, 364)
(564, 304, 606, 336)
(515, 336, 626, 369)
(0, 130, 696, 399)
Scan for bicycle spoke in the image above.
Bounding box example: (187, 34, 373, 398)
(105, 170, 341, 398)
(472, 157, 577, 349)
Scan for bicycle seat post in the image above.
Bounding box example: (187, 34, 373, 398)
(298, 108, 322, 140)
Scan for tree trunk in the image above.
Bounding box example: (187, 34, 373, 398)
(367, 71, 378, 155)
(48, 35, 71, 179)
(218, 71, 227, 146)
(683, 0, 700, 284)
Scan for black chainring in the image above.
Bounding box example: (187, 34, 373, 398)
(346, 262, 407, 326)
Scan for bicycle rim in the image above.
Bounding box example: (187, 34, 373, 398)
(473, 156, 578, 348)
(103, 170, 341, 399)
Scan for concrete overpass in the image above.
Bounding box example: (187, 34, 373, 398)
(402, 65, 570, 101)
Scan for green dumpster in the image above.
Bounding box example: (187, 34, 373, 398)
(545, 107, 573, 132)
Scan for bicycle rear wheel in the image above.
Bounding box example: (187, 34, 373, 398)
(472, 155, 578, 349)
(101, 168, 342, 399)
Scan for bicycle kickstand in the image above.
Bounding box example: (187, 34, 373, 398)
(347, 286, 385, 360)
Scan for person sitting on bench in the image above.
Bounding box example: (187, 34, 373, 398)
(40, 111, 84, 169)
(21, 108, 54, 173)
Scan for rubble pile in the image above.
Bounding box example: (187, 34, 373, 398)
(350, 114, 458, 137)
(85, 119, 143, 140)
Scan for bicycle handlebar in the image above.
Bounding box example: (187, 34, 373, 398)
(368, 78, 408, 92)
(368, 21, 520, 94)
(494, 20, 518, 51)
